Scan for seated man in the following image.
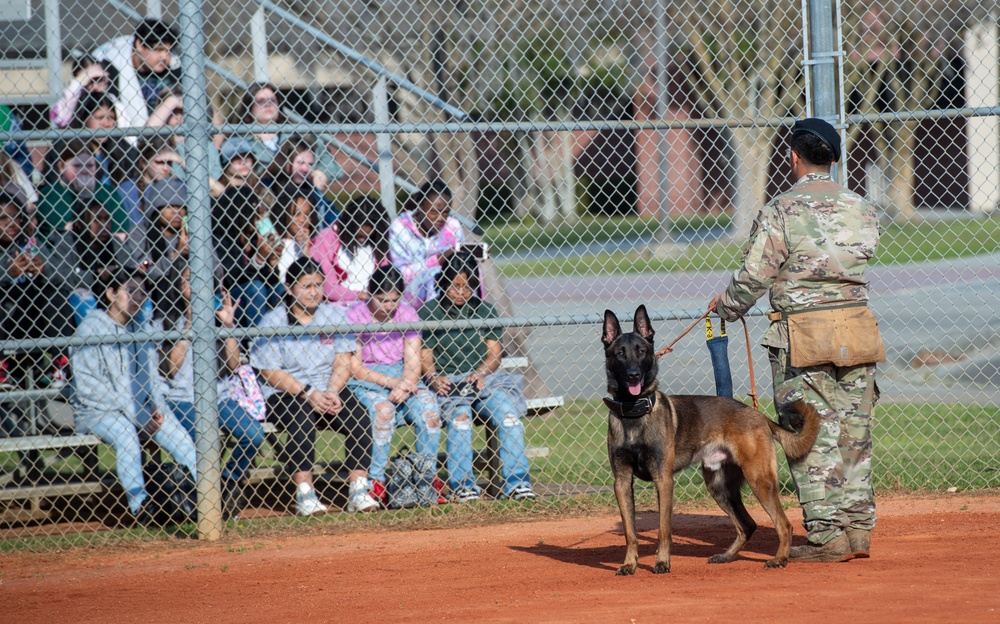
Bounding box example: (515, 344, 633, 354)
(70, 266, 196, 524)
(92, 18, 181, 133)
(48, 199, 142, 325)
(37, 139, 129, 239)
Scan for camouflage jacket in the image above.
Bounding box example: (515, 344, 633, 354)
(717, 172, 880, 348)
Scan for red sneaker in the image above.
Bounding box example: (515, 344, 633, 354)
(51, 355, 70, 388)
(370, 479, 388, 505)
(433, 476, 447, 505)
(0, 360, 14, 389)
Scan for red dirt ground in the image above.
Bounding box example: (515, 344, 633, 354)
(3, 492, 999, 623)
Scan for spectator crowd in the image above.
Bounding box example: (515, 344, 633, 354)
(1, 19, 535, 524)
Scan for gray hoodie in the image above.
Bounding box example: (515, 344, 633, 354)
(70, 307, 169, 428)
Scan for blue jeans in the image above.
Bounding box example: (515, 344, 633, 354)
(169, 399, 265, 483)
(232, 280, 284, 328)
(437, 383, 532, 495)
(350, 364, 441, 483)
(75, 408, 197, 514)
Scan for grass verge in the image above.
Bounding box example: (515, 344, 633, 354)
(488, 213, 1000, 278)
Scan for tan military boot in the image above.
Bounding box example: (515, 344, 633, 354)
(847, 529, 870, 558)
(789, 533, 854, 563)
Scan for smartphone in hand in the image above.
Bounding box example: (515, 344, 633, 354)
(455, 242, 489, 260)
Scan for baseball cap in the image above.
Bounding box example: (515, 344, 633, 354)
(145, 178, 187, 211)
(791, 118, 841, 162)
(220, 137, 256, 167)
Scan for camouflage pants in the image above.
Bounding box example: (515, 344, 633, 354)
(768, 347, 879, 545)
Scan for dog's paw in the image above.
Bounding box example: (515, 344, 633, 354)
(707, 553, 735, 564)
(615, 563, 637, 576)
(652, 561, 671, 574)
(764, 557, 788, 569)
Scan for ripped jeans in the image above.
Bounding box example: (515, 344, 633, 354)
(436, 374, 531, 496)
(350, 363, 441, 483)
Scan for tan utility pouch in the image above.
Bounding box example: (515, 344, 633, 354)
(784, 303, 886, 368)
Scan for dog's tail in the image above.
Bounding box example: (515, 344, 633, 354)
(766, 401, 821, 462)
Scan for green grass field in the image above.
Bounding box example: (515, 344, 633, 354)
(3, 397, 996, 552)
(486, 213, 1000, 278)
(520, 399, 1000, 497)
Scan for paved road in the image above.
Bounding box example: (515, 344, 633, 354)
(503, 253, 1000, 404)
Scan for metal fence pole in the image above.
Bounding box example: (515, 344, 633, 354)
(251, 6, 269, 84)
(373, 76, 398, 220)
(650, 0, 674, 250)
(177, 0, 224, 540)
(806, 0, 837, 120)
(43, 0, 62, 110)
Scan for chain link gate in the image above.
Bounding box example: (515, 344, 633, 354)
(0, 0, 997, 547)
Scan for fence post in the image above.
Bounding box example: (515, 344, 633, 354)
(650, 0, 675, 252)
(252, 6, 269, 84)
(177, 0, 224, 540)
(806, 0, 836, 120)
(43, 0, 62, 112)
(374, 76, 398, 220)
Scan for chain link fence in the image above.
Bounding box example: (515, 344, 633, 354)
(0, 0, 997, 546)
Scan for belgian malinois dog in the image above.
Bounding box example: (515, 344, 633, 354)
(602, 305, 820, 575)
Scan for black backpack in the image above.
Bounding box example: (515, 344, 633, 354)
(145, 462, 197, 526)
(385, 452, 438, 509)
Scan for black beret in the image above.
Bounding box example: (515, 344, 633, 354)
(792, 117, 841, 161)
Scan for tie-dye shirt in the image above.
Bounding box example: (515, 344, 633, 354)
(388, 210, 464, 303)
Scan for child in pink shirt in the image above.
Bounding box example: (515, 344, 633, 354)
(347, 265, 441, 497)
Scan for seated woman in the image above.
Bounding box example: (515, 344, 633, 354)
(133, 178, 189, 291)
(117, 136, 183, 232)
(251, 257, 379, 515)
(273, 183, 316, 287)
(311, 194, 389, 304)
(67, 91, 135, 187)
(347, 265, 441, 502)
(70, 266, 197, 524)
(210, 184, 281, 328)
(153, 261, 264, 518)
(388, 179, 465, 305)
(420, 252, 536, 501)
(265, 134, 339, 228)
(50, 54, 112, 129)
(233, 83, 344, 199)
(0, 187, 75, 390)
(146, 86, 224, 194)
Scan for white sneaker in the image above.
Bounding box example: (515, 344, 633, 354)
(295, 482, 328, 516)
(346, 477, 380, 513)
(452, 487, 481, 503)
(509, 485, 537, 501)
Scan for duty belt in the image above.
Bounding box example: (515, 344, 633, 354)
(767, 301, 868, 322)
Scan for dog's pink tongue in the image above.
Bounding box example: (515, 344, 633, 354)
(628, 381, 642, 395)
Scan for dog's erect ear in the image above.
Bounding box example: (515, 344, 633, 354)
(633, 305, 655, 342)
(602, 310, 622, 346)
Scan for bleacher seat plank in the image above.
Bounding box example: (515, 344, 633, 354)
(0, 434, 102, 453)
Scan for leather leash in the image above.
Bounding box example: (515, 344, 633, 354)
(654, 311, 710, 360)
(654, 311, 760, 411)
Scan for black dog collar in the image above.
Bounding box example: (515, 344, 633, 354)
(603, 395, 654, 419)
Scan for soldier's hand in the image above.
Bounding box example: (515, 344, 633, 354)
(707, 294, 720, 313)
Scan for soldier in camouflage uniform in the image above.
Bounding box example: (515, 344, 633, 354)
(708, 118, 881, 562)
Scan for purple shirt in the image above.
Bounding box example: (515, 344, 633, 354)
(347, 300, 421, 365)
